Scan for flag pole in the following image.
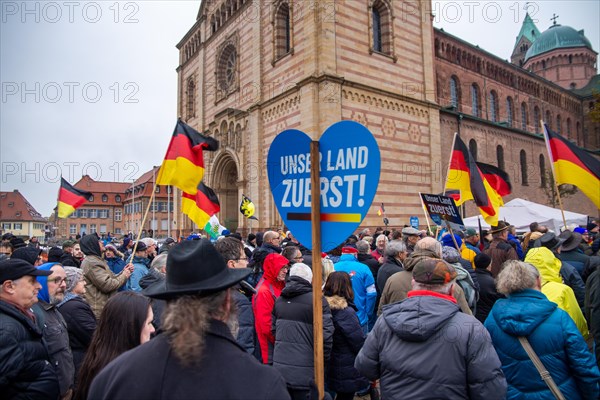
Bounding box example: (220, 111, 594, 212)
(443, 132, 459, 196)
(418, 193, 433, 235)
(542, 120, 568, 229)
(310, 140, 324, 400)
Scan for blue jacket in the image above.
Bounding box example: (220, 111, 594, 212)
(334, 254, 376, 327)
(485, 289, 600, 400)
(507, 233, 524, 259)
(127, 256, 150, 292)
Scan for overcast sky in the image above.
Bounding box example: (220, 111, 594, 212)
(1, 1, 598, 217)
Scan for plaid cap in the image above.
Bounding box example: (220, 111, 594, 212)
(413, 258, 457, 285)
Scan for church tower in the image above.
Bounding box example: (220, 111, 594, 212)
(511, 13, 541, 67)
(175, 0, 441, 232)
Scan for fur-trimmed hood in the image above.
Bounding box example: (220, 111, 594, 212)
(325, 295, 348, 310)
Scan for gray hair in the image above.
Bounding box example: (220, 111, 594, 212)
(385, 240, 407, 257)
(496, 260, 539, 295)
(415, 237, 442, 258)
(356, 240, 371, 254)
(412, 280, 454, 295)
(150, 253, 168, 273)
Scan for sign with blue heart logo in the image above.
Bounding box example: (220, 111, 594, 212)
(267, 121, 381, 252)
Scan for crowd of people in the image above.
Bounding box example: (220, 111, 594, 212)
(1, 219, 600, 399)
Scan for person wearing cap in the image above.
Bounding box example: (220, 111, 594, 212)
(214, 237, 256, 354)
(159, 237, 177, 255)
(574, 227, 593, 256)
(126, 242, 151, 292)
(81, 234, 133, 319)
(57, 266, 97, 376)
(140, 237, 158, 261)
(473, 253, 503, 323)
(378, 237, 473, 316)
(32, 262, 75, 399)
(104, 244, 127, 285)
(558, 230, 590, 278)
(356, 258, 507, 399)
(334, 246, 377, 333)
(462, 228, 481, 267)
(117, 236, 134, 259)
(272, 263, 334, 399)
(253, 253, 289, 364)
(12, 245, 44, 266)
(401, 227, 421, 255)
(87, 239, 290, 400)
(525, 246, 589, 339)
(485, 260, 600, 399)
(482, 221, 519, 277)
(0, 259, 60, 399)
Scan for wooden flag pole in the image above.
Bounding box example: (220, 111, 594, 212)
(445, 219, 461, 252)
(443, 132, 459, 196)
(310, 140, 324, 400)
(541, 119, 568, 229)
(418, 193, 433, 235)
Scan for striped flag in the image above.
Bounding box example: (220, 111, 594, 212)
(543, 124, 600, 208)
(476, 162, 512, 197)
(377, 203, 385, 216)
(156, 119, 219, 195)
(57, 177, 93, 218)
(181, 182, 220, 228)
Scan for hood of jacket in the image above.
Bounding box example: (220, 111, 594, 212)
(326, 295, 348, 310)
(403, 248, 440, 271)
(262, 253, 288, 286)
(382, 292, 459, 342)
(280, 276, 312, 298)
(524, 247, 562, 284)
(488, 289, 557, 336)
(80, 234, 102, 257)
(139, 269, 164, 289)
(36, 262, 60, 303)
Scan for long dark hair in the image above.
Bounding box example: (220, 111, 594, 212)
(324, 271, 354, 302)
(75, 292, 151, 400)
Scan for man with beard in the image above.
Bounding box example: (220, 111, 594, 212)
(33, 263, 75, 399)
(87, 239, 290, 400)
(0, 259, 59, 399)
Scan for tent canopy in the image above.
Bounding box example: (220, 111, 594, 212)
(462, 198, 587, 233)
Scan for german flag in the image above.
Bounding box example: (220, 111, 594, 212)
(156, 119, 219, 195)
(476, 162, 512, 197)
(57, 177, 93, 218)
(445, 134, 503, 225)
(377, 203, 385, 217)
(182, 182, 220, 228)
(544, 124, 600, 209)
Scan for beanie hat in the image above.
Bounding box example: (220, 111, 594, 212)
(290, 263, 313, 283)
(9, 237, 26, 249)
(48, 247, 64, 263)
(123, 237, 131, 247)
(413, 258, 457, 285)
(247, 233, 256, 242)
(63, 266, 83, 292)
(574, 227, 588, 235)
(440, 233, 462, 249)
(474, 253, 492, 270)
(12, 246, 42, 265)
(441, 246, 461, 264)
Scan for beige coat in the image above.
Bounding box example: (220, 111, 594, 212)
(82, 255, 129, 319)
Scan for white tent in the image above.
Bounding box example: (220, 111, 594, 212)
(461, 198, 588, 233)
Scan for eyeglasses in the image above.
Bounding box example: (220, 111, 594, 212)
(48, 277, 67, 285)
(293, 256, 304, 261)
(235, 257, 248, 261)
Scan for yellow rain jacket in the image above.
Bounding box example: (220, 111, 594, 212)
(525, 247, 589, 339)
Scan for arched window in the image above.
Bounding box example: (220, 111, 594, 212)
(469, 139, 478, 162)
(567, 118, 572, 137)
(489, 90, 498, 122)
(521, 102, 528, 131)
(576, 121, 581, 142)
(556, 115, 562, 134)
(186, 79, 195, 119)
(450, 76, 459, 108)
(275, 1, 291, 58)
(542, 60, 546, 69)
(115, 195, 121, 202)
(506, 97, 514, 126)
(471, 84, 480, 117)
(102, 194, 108, 202)
(520, 150, 528, 186)
(496, 145, 505, 171)
(539, 154, 546, 188)
(371, 0, 392, 55)
(533, 106, 540, 133)
(545, 110, 552, 129)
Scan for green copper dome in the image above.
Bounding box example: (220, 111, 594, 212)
(524, 24, 594, 61)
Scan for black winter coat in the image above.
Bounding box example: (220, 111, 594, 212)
(474, 269, 503, 323)
(88, 320, 291, 400)
(376, 257, 403, 294)
(0, 300, 60, 399)
(357, 253, 380, 283)
(139, 270, 165, 330)
(232, 283, 256, 354)
(57, 296, 97, 374)
(271, 277, 334, 390)
(325, 295, 369, 393)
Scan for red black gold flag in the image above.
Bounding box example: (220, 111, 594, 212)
(156, 119, 219, 195)
(57, 177, 93, 218)
(476, 162, 512, 197)
(544, 124, 600, 209)
(377, 203, 385, 216)
(445, 134, 502, 225)
(182, 182, 221, 228)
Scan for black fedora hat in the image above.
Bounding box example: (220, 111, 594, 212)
(533, 232, 566, 251)
(143, 239, 251, 300)
(559, 230, 582, 252)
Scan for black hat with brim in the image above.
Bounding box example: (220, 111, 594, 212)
(559, 231, 582, 252)
(0, 259, 52, 283)
(534, 232, 566, 251)
(142, 238, 251, 300)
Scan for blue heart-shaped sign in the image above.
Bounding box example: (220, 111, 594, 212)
(267, 120, 381, 252)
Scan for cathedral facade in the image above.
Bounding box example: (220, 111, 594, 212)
(175, 0, 598, 233)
